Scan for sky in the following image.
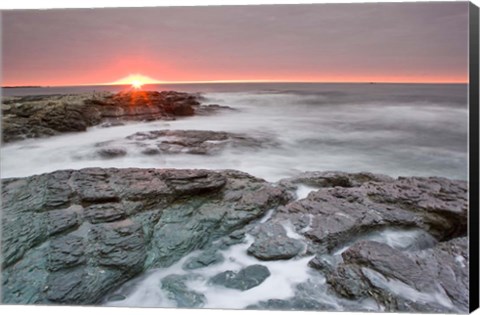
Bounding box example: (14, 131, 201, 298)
(1, 2, 470, 86)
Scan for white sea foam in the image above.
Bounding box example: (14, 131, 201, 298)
(333, 227, 438, 255)
(104, 235, 315, 309)
(295, 184, 317, 200)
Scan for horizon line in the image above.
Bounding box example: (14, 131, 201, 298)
(2, 79, 469, 88)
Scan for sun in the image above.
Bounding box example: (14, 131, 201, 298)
(131, 80, 143, 89)
(110, 74, 161, 89)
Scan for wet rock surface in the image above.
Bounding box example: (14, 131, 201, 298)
(89, 129, 277, 159)
(274, 174, 467, 254)
(183, 248, 224, 270)
(193, 104, 237, 116)
(161, 274, 206, 308)
(247, 279, 338, 311)
(2, 91, 202, 143)
(278, 170, 394, 191)
(210, 265, 271, 291)
(122, 129, 278, 156)
(247, 222, 304, 260)
(1, 170, 469, 312)
(1, 168, 289, 305)
(327, 237, 468, 312)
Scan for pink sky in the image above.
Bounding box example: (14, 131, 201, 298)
(2, 2, 469, 86)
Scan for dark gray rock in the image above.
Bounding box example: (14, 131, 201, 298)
(308, 254, 340, 274)
(47, 235, 86, 272)
(327, 238, 468, 313)
(278, 171, 393, 191)
(276, 175, 467, 254)
(210, 265, 271, 291)
(247, 279, 337, 311)
(1, 167, 290, 305)
(183, 248, 224, 270)
(46, 207, 82, 236)
(2, 91, 202, 143)
(194, 104, 237, 116)
(124, 129, 278, 156)
(247, 222, 304, 260)
(85, 203, 126, 224)
(161, 274, 206, 308)
(1, 169, 468, 312)
(216, 229, 247, 249)
(89, 219, 146, 273)
(107, 294, 127, 302)
(96, 147, 127, 159)
(140, 146, 161, 155)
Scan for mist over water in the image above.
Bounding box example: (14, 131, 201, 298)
(1, 83, 468, 181)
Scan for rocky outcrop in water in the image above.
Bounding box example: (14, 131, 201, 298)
(248, 172, 468, 313)
(1, 168, 289, 305)
(1, 91, 208, 143)
(273, 174, 467, 255)
(91, 129, 278, 158)
(210, 265, 271, 291)
(247, 222, 304, 260)
(1, 169, 469, 312)
(183, 248, 225, 270)
(327, 237, 468, 312)
(161, 274, 206, 308)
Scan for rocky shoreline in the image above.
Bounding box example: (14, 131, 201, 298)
(1, 91, 232, 143)
(1, 168, 468, 312)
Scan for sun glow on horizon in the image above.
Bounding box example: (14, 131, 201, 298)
(110, 74, 161, 88)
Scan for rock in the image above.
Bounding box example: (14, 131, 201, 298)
(85, 203, 126, 224)
(247, 279, 337, 311)
(247, 222, 305, 260)
(47, 235, 86, 272)
(362, 177, 468, 240)
(124, 129, 278, 156)
(99, 121, 125, 128)
(194, 104, 237, 116)
(1, 167, 290, 304)
(96, 147, 127, 159)
(140, 146, 161, 155)
(2, 93, 104, 143)
(86, 90, 199, 119)
(89, 219, 146, 273)
(107, 294, 127, 302)
(46, 207, 82, 236)
(161, 274, 206, 308)
(275, 175, 467, 254)
(327, 238, 468, 312)
(1, 169, 467, 311)
(183, 248, 224, 270)
(210, 265, 271, 291)
(308, 254, 340, 274)
(2, 91, 202, 143)
(216, 229, 247, 249)
(278, 171, 393, 192)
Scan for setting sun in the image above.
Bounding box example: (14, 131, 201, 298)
(131, 80, 143, 89)
(110, 74, 161, 88)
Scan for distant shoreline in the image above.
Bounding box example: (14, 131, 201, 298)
(2, 82, 468, 89)
(2, 86, 44, 88)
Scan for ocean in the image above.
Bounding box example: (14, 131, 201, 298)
(1, 83, 468, 181)
(0, 82, 469, 309)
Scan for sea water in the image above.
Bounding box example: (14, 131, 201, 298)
(0, 83, 468, 181)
